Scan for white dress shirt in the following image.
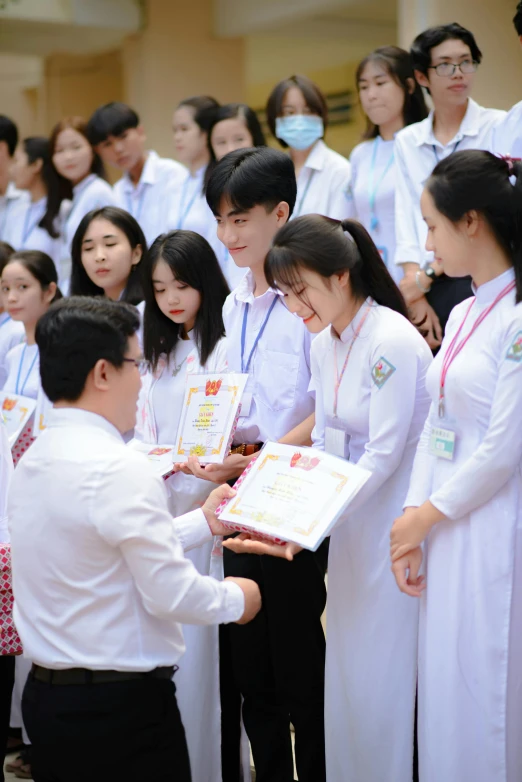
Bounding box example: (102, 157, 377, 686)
(223, 271, 315, 443)
(4, 196, 62, 271)
(0, 421, 13, 543)
(9, 408, 244, 671)
(0, 183, 28, 242)
(0, 315, 24, 389)
(292, 139, 352, 221)
(490, 99, 522, 159)
(394, 99, 505, 267)
(113, 150, 187, 247)
(3, 342, 39, 399)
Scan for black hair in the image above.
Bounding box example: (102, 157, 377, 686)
(266, 75, 328, 148)
(0, 242, 14, 275)
(177, 95, 220, 135)
(36, 296, 140, 402)
(142, 230, 229, 370)
(265, 215, 409, 320)
(70, 207, 145, 305)
(5, 250, 63, 302)
(356, 46, 429, 139)
(0, 116, 18, 158)
(23, 137, 71, 239)
(515, 2, 522, 36)
(86, 102, 140, 146)
(208, 103, 266, 160)
(206, 147, 297, 218)
(411, 23, 482, 76)
(426, 150, 522, 302)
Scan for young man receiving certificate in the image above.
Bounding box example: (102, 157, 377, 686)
(7, 297, 261, 782)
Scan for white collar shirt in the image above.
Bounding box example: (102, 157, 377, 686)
(3, 196, 62, 271)
(292, 139, 352, 221)
(0, 315, 25, 389)
(490, 99, 522, 159)
(223, 271, 315, 444)
(0, 183, 28, 242)
(394, 98, 505, 266)
(113, 150, 187, 246)
(8, 407, 244, 670)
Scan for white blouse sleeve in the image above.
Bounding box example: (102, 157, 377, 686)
(326, 163, 352, 222)
(430, 316, 522, 520)
(403, 410, 435, 508)
(393, 134, 422, 267)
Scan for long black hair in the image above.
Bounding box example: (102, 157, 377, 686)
(356, 46, 428, 140)
(426, 150, 522, 302)
(70, 207, 145, 305)
(265, 214, 408, 318)
(142, 230, 229, 371)
(6, 250, 63, 302)
(24, 138, 71, 239)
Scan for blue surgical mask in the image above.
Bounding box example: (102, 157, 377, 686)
(275, 115, 324, 151)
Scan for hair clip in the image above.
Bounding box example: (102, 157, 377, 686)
(501, 155, 515, 173)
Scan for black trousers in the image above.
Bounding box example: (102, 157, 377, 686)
(223, 539, 328, 782)
(0, 655, 15, 782)
(426, 274, 473, 335)
(22, 672, 191, 782)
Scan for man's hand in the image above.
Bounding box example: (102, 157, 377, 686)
(223, 533, 303, 561)
(202, 484, 237, 536)
(173, 454, 251, 484)
(225, 577, 262, 624)
(408, 298, 442, 349)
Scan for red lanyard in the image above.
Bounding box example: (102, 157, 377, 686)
(333, 303, 372, 416)
(439, 280, 515, 417)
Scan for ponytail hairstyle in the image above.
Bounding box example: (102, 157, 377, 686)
(142, 230, 229, 371)
(426, 150, 522, 302)
(265, 214, 408, 318)
(8, 250, 63, 302)
(23, 138, 72, 239)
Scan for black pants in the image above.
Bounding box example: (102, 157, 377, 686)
(0, 655, 15, 782)
(224, 539, 328, 782)
(426, 274, 473, 335)
(22, 672, 191, 782)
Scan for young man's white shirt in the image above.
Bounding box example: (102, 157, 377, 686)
(394, 98, 505, 268)
(490, 100, 522, 159)
(113, 150, 187, 246)
(0, 183, 28, 242)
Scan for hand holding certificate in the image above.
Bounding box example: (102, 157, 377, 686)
(217, 442, 371, 551)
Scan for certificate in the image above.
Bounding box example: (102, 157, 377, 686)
(0, 392, 36, 446)
(175, 373, 247, 464)
(218, 442, 371, 551)
(127, 440, 177, 480)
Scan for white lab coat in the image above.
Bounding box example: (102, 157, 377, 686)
(404, 267, 522, 782)
(490, 99, 522, 158)
(4, 197, 62, 271)
(291, 139, 351, 221)
(311, 300, 432, 782)
(347, 136, 402, 284)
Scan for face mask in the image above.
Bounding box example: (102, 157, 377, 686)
(275, 115, 324, 151)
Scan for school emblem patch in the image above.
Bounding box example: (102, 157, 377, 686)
(506, 331, 522, 363)
(371, 357, 396, 389)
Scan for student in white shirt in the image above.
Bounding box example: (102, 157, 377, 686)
(394, 23, 505, 349)
(4, 138, 70, 272)
(8, 295, 261, 782)
(182, 147, 326, 782)
(0, 116, 28, 244)
(491, 3, 522, 159)
(87, 102, 186, 246)
(229, 214, 432, 781)
(348, 46, 428, 285)
(266, 74, 351, 221)
(137, 229, 230, 782)
(391, 150, 522, 782)
(0, 242, 24, 388)
(51, 116, 116, 288)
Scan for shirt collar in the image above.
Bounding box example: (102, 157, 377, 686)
(122, 150, 160, 192)
(416, 98, 483, 148)
(472, 267, 516, 305)
(3, 182, 26, 203)
(73, 173, 97, 198)
(47, 407, 123, 441)
(233, 270, 283, 305)
(302, 139, 328, 172)
(332, 297, 375, 343)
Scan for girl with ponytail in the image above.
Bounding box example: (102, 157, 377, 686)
(228, 212, 433, 781)
(391, 149, 522, 782)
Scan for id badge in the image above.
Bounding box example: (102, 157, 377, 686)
(324, 415, 351, 459)
(239, 392, 252, 417)
(429, 421, 456, 461)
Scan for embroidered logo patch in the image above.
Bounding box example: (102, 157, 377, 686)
(371, 357, 396, 389)
(506, 331, 522, 363)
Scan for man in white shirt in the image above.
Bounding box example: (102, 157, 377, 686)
(491, 2, 522, 158)
(8, 296, 261, 782)
(0, 116, 27, 242)
(87, 103, 186, 246)
(394, 23, 505, 348)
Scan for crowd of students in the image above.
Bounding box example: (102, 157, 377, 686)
(0, 7, 521, 782)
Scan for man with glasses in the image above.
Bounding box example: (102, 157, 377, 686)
(393, 23, 505, 348)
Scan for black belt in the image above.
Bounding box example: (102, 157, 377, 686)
(31, 664, 175, 686)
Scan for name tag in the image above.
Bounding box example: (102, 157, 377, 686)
(239, 392, 252, 417)
(325, 421, 350, 459)
(429, 425, 456, 461)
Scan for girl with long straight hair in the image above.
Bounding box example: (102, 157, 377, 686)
(348, 46, 428, 283)
(225, 213, 432, 782)
(136, 229, 230, 782)
(391, 150, 522, 782)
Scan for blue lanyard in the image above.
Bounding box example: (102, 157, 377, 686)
(368, 137, 395, 231)
(240, 297, 278, 373)
(177, 176, 199, 229)
(21, 204, 41, 244)
(126, 185, 147, 223)
(294, 169, 316, 217)
(15, 344, 38, 397)
(432, 139, 462, 163)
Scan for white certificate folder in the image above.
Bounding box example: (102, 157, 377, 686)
(218, 441, 371, 551)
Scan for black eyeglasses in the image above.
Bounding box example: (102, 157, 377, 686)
(428, 60, 478, 77)
(122, 358, 149, 375)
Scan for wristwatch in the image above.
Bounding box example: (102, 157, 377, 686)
(423, 265, 437, 281)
